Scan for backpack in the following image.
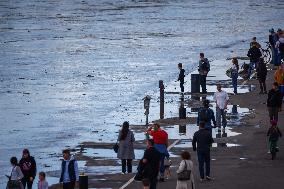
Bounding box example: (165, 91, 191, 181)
(279, 42, 284, 53)
(199, 108, 210, 122)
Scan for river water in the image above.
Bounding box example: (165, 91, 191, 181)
(0, 0, 283, 187)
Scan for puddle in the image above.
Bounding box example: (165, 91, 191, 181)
(81, 148, 145, 160)
(85, 166, 133, 175)
(174, 139, 240, 149)
(81, 148, 178, 160)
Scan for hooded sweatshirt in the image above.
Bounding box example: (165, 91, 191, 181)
(19, 156, 37, 179)
(275, 37, 284, 53)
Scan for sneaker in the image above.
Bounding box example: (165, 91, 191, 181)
(200, 178, 205, 182)
(206, 176, 213, 181)
(267, 151, 271, 154)
(159, 178, 165, 182)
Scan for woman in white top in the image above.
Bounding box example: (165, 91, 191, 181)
(6, 157, 24, 189)
(176, 151, 195, 189)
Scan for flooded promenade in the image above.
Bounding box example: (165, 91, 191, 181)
(1, 0, 284, 188)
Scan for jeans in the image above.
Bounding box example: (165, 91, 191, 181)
(154, 144, 168, 178)
(268, 107, 279, 121)
(272, 47, 278, 65)
(199, 75, 207, 93)
(231, 73, 238, 94)
(122, 159, 132, 173)
(197, 151, 210, 179)
(277, 52, 284, 66)
(248, 61, 257, 78)
(21, 177, 33, 189)
(180, 81, 184, 92)
(63, 181, 75, 189)
(216, 107, 227, 128)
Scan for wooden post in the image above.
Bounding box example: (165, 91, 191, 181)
(159, 80, 164, 119)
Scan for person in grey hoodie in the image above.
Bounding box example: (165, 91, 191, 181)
(59, 149, 79, 189)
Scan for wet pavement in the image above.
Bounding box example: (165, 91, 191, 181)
(1, 0, 284, 188)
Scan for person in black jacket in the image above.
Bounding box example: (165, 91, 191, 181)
(247, 42, 262, 78)
(177, 63, 185, 93)
(267, 82, 282, 121)
(141, 139, 162, 189)
(192, 122, 214, 181)
(19, 149, 37, 189)
(256, 58, 268, 94)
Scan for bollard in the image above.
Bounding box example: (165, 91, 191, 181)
(191, 74, 200, 93)
(179, 107, 186, 119)
(179, 125, 186, 134)
(79, 173, 88, 189)
(159, 80, 164, 119)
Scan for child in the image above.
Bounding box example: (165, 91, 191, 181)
(267, 120, 282, 160)
(38, 172, 48, 189)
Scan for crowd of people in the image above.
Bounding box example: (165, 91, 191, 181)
(5, 30, 284, 189)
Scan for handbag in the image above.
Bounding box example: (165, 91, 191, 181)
(6, 167, 23, 189)
(7, 180, 21, 188)
(177, 160, 191, 181)
(113, 143, 119, 153)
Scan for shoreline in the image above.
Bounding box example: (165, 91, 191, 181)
(49, 58, 265, 189)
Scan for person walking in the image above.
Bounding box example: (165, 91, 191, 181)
(6, 157, 24, 189)
(256, 58, 268, 94)
(19, 149, 37, 189)
(192, 122, 214, 181)
(141, 139, 162, 189)
(38, 172, 48, 189)
(274, 64, 284, 100)
(147, 123, 169, 182)
(275, 32, 284, 66)
(197, 99, 216, 135)
(177, 63, 185, 93)
(117, 121, 135, 174)
(213, 84, 229, 130)
(198, 53, 210, 94)
(267, 120, 282, 160)
(269, 28, 278, 66)
(267, 82, 282, 121)
(59, 149, 79, 189)
(231, 58, 239, 94)
(176, 151, 195, 189)
(247, 41, 262, 78)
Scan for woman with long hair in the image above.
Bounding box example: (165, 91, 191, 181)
(117, 121, 135, 174)
(231, 58, 239, 95)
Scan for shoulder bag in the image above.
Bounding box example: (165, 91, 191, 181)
(177, 160, 191, 181)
